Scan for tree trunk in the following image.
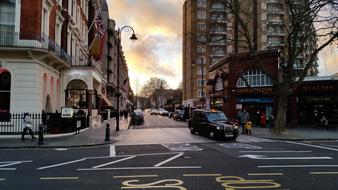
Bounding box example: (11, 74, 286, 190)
(273, 94, 288, 133)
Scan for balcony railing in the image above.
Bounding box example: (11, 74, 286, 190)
(0, 32, 71, 65)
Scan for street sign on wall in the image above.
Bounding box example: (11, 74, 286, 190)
(61, 107, 74, 118)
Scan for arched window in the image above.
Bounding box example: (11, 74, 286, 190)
(0, 69, 11, 113)
(215, 77, 223, 91)
(66, 79, 87, 108)
(236, 70, 273, 88)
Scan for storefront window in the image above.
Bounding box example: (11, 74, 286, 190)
(66, 79, 87, 109)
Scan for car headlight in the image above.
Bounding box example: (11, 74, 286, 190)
(216, 126, 223, 130)
(233, 125, 238, 129)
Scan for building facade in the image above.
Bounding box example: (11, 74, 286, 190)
(182, 0, 317, 108)
(0, 0, 133, 126)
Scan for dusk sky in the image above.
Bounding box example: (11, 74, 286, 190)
(107, 0, 338, 93)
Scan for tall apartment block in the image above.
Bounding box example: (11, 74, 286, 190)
(182, 0, 317, 108)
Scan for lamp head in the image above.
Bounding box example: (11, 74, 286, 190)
(130, 34, 138, 40)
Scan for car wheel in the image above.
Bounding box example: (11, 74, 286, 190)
(208, 131, 215, 139)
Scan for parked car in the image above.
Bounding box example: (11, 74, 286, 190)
(173, 110, 185, 121)
(188, 109, 239, 140)
(150, 109, 159, 115)
(158, 108, 169, 116)
(131, 110, 144, 125)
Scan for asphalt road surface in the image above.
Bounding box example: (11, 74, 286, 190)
(1, 113, 338, 190)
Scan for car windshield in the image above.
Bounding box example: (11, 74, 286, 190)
(206, 112, 227, 122)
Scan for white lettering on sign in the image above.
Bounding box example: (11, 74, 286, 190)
(219, 143, 262, 149)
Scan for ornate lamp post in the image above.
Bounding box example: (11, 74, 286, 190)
(116, 26, 137, 131)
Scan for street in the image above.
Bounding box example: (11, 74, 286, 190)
(1, 113, 338, 190)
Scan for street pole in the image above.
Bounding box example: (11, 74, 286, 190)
(116, 28, 121, 131)
(115, 26, 137, 131)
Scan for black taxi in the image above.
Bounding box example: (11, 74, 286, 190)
(188, 109, 239, 140)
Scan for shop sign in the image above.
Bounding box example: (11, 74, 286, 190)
(236, 87, 273, 94)
(236, 98, 273, 103)
(61, 107, 74, 118)
(302, 85, 335, 91)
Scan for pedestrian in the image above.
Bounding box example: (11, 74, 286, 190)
(268, 115, 274, 132)
(237, 110, 243, 131)
(21, 113, 35, 140)
(241, 109, 250, 134)
(320, 115, 329, 130)
(255, 110, 261, 127)
(245, 120, 252, 135)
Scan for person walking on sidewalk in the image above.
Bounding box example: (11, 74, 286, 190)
(320, 115, 329, 130)
(21, 113, 35, 140)
(240, 109, 250, 134)
(269, 115, 275, 132)
(245, 120, 252, 135)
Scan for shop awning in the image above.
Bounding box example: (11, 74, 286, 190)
(101, 95, 112, 107)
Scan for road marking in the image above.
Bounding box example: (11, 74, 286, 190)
(162, 143, 202, 151)
(40, 177, 79, 180)
(78, 166, 201, 171)
(0, 178, 5, 181)
(183, 174, 222, 177)
(320, 144, 338, 148)
(286, 141, 338, 152)
(310, 172, 338, 175)
(240, 151, 312, 153)
(113, 175, 159, 178)
(219, 143, 262, 149)
(248, 173, 283, 176)
(121, 179, 186, 190)
(239, 154, 332, 160)
(154, 153, 183, 167)
(92, 156, 135, 169)
(85, 152, 184, 159)
(37, 158, 85, 170)
(0, 160, 32, 170)
(259, 165, 338, 168)
(110, 145, 116, 157)
(54, 148, 68, 151)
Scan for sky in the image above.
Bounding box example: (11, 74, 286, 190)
(107, 0, 338, 93)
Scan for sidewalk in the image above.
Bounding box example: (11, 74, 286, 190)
(250, 125, 338, 141)
(0, 118, 131, 149)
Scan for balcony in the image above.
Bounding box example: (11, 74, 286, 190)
(0, 32, 71, 66)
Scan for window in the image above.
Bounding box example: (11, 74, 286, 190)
(236, 70, 273, 87)
(197, 45, 206, 53)
(197, 22, 206, 30)
(197, 11, 206, 19)
(197, 67, 206, 75)
(66, 79, 88, 109)
(197, 35, 206, 42)
(197, 90, 206, 98)
(0, 0, 15, 34)
(197, 79, 206, 86)
(197, 0, 207, 7)
(215, 78, 223, 91)
(196, 56, 206, 64)
(0, 69, 11, 113)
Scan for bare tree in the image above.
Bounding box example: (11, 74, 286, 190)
(139, 77, 169, 108)
(222, 0, 338, 132)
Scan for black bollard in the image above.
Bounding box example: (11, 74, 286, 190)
(38, 124, 44, 145)
(105, 123, 110, 141)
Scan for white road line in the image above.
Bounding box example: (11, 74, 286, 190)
(0, 168, 16, 171)
(78, 166, 202, 171)
(92, 156, 135, 169)
(248, 173, 283, 176)
(286, 141, 338, 152)
(310, 172, 338, 175)
(110, 145, 116, 157)
(154, 153, 183, 167)
(85, 152, 184, 159)
(320, 144, 338, 148)
(239, 151, 312, 153)
(37, 158, 86, 170)
(0, 161, 32, 168)
(40, 177, 79, 180)
(259, 165, 338, 168)
(113, 175, 159, 178)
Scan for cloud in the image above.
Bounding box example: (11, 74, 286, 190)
(107, 0, 184, 90)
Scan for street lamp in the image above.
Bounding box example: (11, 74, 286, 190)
(116, 26, 137, 131)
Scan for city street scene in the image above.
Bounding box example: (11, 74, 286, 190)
(0, 0, 338, 190)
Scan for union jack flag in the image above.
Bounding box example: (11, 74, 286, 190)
(94, 10, 105, 37)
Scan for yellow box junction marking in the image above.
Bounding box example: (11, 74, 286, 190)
(40, 177, 79, 180)
(216, 176, 281, 189)
(121, 179, 186, 189)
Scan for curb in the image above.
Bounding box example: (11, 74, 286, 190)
(0, 139, 119, 150)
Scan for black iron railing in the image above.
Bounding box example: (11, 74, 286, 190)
(0, 32, 71, 64)
(0, 113, 42, 135)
